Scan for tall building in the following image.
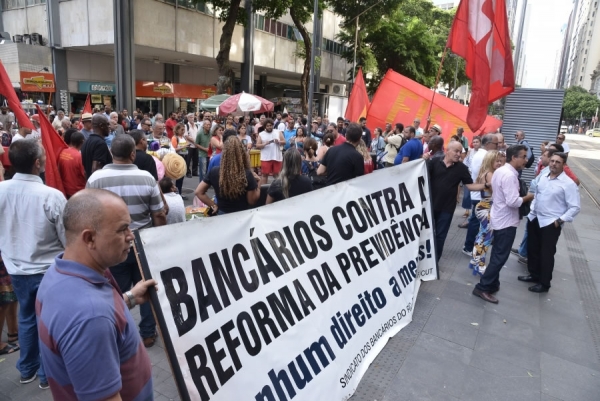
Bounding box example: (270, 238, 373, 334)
(431, 0, 460, 11)
(556, 9, 576, 89)
(514, 0, 532, 86)
(569, 0, 600, 93)
(506, 0, 521, 38)
(0, 0, 351, 115)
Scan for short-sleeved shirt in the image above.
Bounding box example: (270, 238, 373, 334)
(395, 138, 423, 165)
(361, 127, 372, 148)
(195, 129, 211, 157)
(86, 164, 164, 230)
(321, 142, 365, 186)
(134, 149, 158, 181)
(58, 147, 87, 198)
(268, 175, 313, 202)
(165, 118, 178, 138)
(37, 255, 153, 401)
(204, 166, 258, 214)
(81, 133, 112, 178)
(283, 128, 297, 150)
(428, 158, 473, 213)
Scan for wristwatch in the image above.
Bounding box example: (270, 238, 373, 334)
(125, 290, 136, 308)
(556, 218, 564, 226)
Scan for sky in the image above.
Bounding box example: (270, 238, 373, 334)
(521, 0, 574, 88)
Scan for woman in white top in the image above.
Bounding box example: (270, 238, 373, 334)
(159, 177, 186, 225)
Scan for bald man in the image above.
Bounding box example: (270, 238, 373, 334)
(428, 142, 486, 262)
(36, 189, 156, 401)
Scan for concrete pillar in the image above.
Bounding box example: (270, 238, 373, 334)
(164, 63, 180, 116)
(241, 0, 255, 94)
(113, 0, 135, 112)
(47, 0, 69, 111)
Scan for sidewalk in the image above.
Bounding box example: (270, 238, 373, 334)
(2, 135, 600, 401)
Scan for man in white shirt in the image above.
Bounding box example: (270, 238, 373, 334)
(184, 113, 199, 177)
(256, 118, 284, 185)
(518, 152, 580, 293)
(10, 127, 32, 142)
(0, 139, 66, 388)
(461, 134, 499, 247)
(51, 109, 69, 131)
(555, 134, 570, 154)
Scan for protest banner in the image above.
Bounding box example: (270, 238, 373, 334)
(135, 159, 437, 401)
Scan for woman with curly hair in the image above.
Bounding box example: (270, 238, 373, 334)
(469, 150, 502, 275)
(195, 136, 260, 214)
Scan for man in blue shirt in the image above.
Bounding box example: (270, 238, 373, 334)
(283, 119, 297, 150)
(394, 126, 422, 164)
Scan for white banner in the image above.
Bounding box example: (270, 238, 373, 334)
(136, 159, 437, 401)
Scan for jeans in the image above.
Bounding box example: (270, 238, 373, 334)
(187, 147, 199, 175)
(461, 185, 472, 210)
(463, 199, 481, 252)
(109, 249, 156, 339)
(527, 218, 561, 288)
(433, 211, 454, 262)
(518, 224, 528, 257)
(10, 274, 46, 382)
(476, 226, 517, 293)
(198, 156, 208, 182)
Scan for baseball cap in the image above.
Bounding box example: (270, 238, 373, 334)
(81, 113, 93, 121)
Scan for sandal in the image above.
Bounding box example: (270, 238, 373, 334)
(458, 221, 469, 228)
(7, 333, 18, 345)
(462, 210, 470, 218)
(0, 343, 20, 355)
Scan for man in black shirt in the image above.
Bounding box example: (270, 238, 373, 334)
(129, 130, 158, 180)
(428, 142, 486, 262)
(81, 114, 112, 178)
(317, 122, 364, 185)
(359, 117, 372, 149)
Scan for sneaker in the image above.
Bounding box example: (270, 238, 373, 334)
(461, 248, 472, 257)
(511, 248, 520, 256)
(20, 373, 37, 384)
(39, 381, 49, 390)
(518, 256, 528, 265)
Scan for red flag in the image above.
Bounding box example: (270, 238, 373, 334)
(0, 61, 34, 130)
(366, 70, 502, 143)
(446, 0, 515, 132)
(78, 93, 92, 129)
(36, 104, 67, 195)
(345, 67, 371, 123)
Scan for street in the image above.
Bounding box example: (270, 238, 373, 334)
(2, 133, 600, 401)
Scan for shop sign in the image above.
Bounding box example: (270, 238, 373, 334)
(91, 94, 103, 104)
(78, 81, 116, 94)
(20, 71, 55, 92)
(59, 89, 69, 112)
(136, 81, 217, 99)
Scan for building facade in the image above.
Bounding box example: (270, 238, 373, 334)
(0, 0, 351, 115)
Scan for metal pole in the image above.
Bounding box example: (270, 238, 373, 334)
(353, 16, 359, 85)
(308, 0, 318, 119)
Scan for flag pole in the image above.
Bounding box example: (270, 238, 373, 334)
(426, 47, 448, 124)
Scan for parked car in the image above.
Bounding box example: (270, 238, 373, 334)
(560, 125, 568, 134)
(586, 128, 600, 137)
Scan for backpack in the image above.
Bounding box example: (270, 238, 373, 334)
(1, 131, 11, 147)
(522, 140, 535, 169)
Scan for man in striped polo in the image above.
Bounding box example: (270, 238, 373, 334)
(87, 134, 166, 347)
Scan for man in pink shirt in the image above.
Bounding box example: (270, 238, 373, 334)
(473, 145, 534, 304)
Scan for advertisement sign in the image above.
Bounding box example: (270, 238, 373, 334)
(77, 81, 116, 94)
(135, 161, 437, 401)
(20, 71, 55, 92)
(136, 81, 217, 99)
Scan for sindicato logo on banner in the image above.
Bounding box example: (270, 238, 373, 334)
(135, 160, 437, 401)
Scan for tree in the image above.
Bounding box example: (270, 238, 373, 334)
(441, 52, 469, 99)
(563, 86, 600, 123)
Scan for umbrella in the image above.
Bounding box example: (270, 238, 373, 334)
(200, 94, 231, 112)
(217, 92, 274, 116)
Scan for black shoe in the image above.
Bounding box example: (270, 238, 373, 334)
(518, 275, 538, 283)
(181, 195, 188, 200)
(192, 173, 199, 176)
(510, 248, 520, 256)
(186, 173, 192, 178)
(39, 381, 49, 390)
(20, 373, 37, 384)
(528, 284, 549, 293)
(518, 257, 528, 265)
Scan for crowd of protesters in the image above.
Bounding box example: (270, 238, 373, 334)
(0, 101, 582, 399)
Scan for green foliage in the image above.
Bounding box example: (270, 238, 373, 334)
(294, 41, 321, 71)
(562, 86, 600, 122)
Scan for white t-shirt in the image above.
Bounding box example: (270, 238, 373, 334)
(470, 148, 488, 201)
(164, 192, 186, 225)
(561, 142, 570, 153)
(259, 130, 283, 162)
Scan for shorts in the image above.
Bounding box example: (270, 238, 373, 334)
(261, 160, 282, 175)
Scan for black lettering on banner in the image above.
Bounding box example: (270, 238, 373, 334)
(398, 183, 415, 212)
(251, 301, 281, 345)
(321, 262, 342, 296)
(237, 311, 262, 356)
(348, 246, 368, 276)
(336, 252, 353, 284)
(293, 279, 317, 315)
(192, 257, 223, 322)
(421, 207, 431, 229)
(389, 276, 402, 296)
(347, 201, 368, 234)
(185, 344, 218, 401)
(209, 250, 243, 309)
(418, 175, 427, 202)
(332, 206, 353, 240)
(400, 218, 415, 243)
(205, 329, 235, 386)
(369, 190, 387, 221)
(232, 244, 260, 292)
(282, 226, 306, 265)
(358, 197, 380, 227)
(251, 237, 285, 285)
(382, 187, 401, 218)
(161, 266, 197, 336)
(294, 221, 319, 259)
(359, 239, 379, 269)
(221, 320, 242, 370)
(266, 230, 298, 272)
(310, 215, 333, 252)
(390, 222, 405, 250)
(266, 285, 305, 332)
(377, 232, 390, 257)
(381, 229, 396, 254)
(307, 268, 329, 303)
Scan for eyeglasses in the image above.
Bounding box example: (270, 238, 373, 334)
(557, 137, 565, 140)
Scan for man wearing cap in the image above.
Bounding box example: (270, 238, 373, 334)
(430, 124, 442, 137)
(80, 113, 93, 140)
